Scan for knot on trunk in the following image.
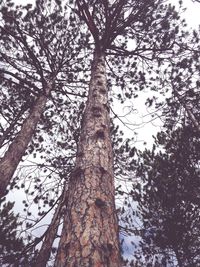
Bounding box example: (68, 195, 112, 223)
(99, 88, 106, 94)
(96, 129, 105, 139)
(71, 167, 84, 179)
(99, 166, 107, 174)
(95, 198, 106, 207)
(91, 106, 102, 117)
(96, 80, 103, 86)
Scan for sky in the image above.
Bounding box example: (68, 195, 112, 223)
(123, 0, 200, 149)
(12, 0, 200, 27)
(8, 0, 200, 215)
(6, 0, 199, 153)
(12, 0, 200, 30)
(2, 0, 200, 260)
(174, 0, 200, 29)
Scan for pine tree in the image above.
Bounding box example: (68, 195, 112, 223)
(0, 0, 186, 266)
(134, 125, 200, 266)
(54, 0, 182, 266)
(0, 0, 80, 198)
(0, 201, 31, 266)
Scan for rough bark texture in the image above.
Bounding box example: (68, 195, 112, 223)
(54, 51, 120, 267)
(33, 192, 66, 267)
(0, 83, 52, 198)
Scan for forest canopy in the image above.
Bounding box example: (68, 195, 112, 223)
(0, 0, 200, 266)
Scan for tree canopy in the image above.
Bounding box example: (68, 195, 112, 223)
(0, 0, 199, 266)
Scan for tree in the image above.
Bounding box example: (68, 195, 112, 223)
(0, 0, 80, 198)
(120, 24, 200, 264)
(133, 124, 200, 266)
(164, 29, 200, 132)
(33, 189, 67, 267)
(146, 26, 200, 133)
(54, 0, 182, 266)
(0, 201, 32, 266)
(0, 0, 186, 266)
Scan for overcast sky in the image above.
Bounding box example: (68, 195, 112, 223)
(13, 0, 200, 28)
(9, 0, 200, 152)
(5, 0, 200, 240)
(7, 0, 200, 173)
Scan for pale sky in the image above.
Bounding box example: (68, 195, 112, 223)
(11, 0, 200, 150)
(13, 0, 200, 28)
(9, 0, 200, 151)
(5, 0, 200, 239)
(174, 0, 200, 29)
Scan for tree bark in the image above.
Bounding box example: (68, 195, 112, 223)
(0, 82, 52, 198)
(33, 191, 66, 267)
(54, 51, 121, 267)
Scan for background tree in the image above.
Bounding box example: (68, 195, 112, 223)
(121, 28, 200, 261)
(0, 0, 82, 197)
(143, 25, 200, 133)
(0, 1, 85, 264)
(125, 123, 200, 266)
(0, 201, 33, 266)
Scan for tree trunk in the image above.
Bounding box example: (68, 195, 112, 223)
(0, 82, 52, 198)
(54, 51, 121, 267)
(33, 191, 66, 267)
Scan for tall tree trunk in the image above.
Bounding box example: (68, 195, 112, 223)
(0, 82, 52, 198)
(54, 51, 121, 267)
(33, 191, 66, 267)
